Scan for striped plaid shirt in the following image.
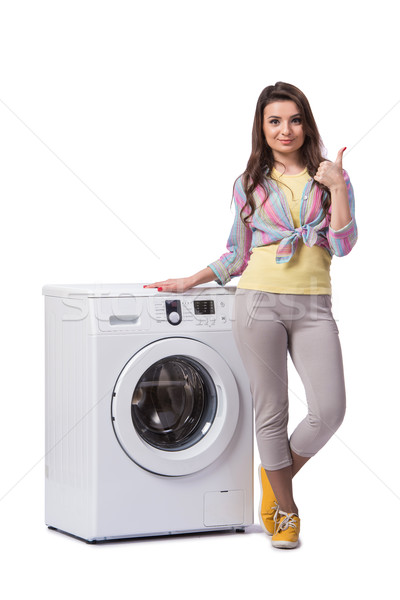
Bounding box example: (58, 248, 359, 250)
(208, 169, 357, 286)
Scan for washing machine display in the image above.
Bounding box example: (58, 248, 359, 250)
(131, 355, 218, 451)
(194, 300, 215, 315)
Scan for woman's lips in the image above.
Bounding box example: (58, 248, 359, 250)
(279, 139, 294, 144)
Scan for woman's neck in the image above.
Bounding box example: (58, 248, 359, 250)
(273, 151, 305, 175)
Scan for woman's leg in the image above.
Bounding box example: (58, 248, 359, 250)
(232, 290, 294, 472)
(265, 465, 298, 514)
(266, 295, 346, 514)
(292, 451, 311, 477)
(265, 451, 311, 515)
(233, 291, 345, 517)
(288, 295, 346, 459)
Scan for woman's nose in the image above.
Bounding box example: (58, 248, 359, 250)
(281, 121, 291, 135)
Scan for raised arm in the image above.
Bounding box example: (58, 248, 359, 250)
(314, 148, 357, 257)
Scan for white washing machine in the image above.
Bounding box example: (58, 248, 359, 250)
(43, 283, 253, 542)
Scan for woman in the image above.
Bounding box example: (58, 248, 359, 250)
(144, 82, 357, 549)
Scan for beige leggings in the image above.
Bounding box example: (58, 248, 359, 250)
(232, 289, 346, 470)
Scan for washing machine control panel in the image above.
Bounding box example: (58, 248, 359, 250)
(151, 296, 232, 330)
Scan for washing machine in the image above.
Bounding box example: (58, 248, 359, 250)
(43, 282, 253, 542)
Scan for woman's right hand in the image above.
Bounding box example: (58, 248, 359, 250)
(143, 267, 217, 293)
(143, 277, 194, 293)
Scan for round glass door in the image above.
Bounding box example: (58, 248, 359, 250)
(131, 356, 217, 451)
(111, 338, 240, 476)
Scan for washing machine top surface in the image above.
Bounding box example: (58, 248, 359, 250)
(42, 282, 237, 299)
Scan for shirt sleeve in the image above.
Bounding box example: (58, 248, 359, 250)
(207, 177, 253, 285)
(327, 169, 358, 257)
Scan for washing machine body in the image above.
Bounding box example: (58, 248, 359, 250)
(43, 283, 253, 542)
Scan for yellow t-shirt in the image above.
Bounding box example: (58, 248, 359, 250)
(237, 167, 332, 294)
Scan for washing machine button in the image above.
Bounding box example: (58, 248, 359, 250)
(168, 311, 181, 325)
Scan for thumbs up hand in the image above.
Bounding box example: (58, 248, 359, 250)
(314, 147, 347, 191)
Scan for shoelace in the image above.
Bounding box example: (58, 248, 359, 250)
(275, 511, 298, 534)
(272, 504, 281, 533)
(270, 500, 279, 514)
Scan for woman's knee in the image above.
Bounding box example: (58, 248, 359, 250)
(312, 401, 346, 435)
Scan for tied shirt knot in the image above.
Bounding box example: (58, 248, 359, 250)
(276, 225, 318, 264)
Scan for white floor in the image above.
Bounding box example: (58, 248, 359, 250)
(2, 431, 398, 600)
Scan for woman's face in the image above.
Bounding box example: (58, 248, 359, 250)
(263, 100, 305, 158)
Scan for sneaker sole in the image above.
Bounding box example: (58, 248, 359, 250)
(258, 464, 273, 536)
(271, 539, 299, 549)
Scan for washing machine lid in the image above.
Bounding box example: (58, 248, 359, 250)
(111, 337, 240, 477)
(42, 282, 237, 299)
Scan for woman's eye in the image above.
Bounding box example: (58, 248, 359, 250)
(292, 118, 302, 124)
(269, 119, 279, 125)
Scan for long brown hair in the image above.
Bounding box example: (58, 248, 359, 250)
(240, 82, 331, 224)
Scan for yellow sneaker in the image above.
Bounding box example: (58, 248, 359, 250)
(258, 465, 280, 536)
(271, 510, 301, 549)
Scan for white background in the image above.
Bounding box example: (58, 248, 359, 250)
(0, 0, 399, 597)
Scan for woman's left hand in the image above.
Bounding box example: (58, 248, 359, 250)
(314, 147, 347, 190)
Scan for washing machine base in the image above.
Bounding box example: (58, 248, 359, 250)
(47, 524, 248, 544)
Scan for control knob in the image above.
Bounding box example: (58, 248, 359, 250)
(168, 311, 181, 325)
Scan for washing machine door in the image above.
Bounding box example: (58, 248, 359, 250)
(111, 337, 240, 476)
